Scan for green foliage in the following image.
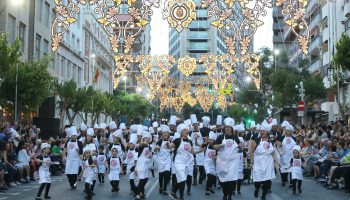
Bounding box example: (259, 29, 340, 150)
(118, 93, 155, 120)
(334, 33, 350, 71)
(0, 56, 55, 111)
(228, 104, 248, 122)
(0, 33, 21, 81)
(304, 75, 327, 102)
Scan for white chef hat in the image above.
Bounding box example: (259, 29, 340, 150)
(70, 126, 78, 136)
(292, 145, 301, 152)
(99, 123, 107, 130)
(80, 123, 87, 131)
(160, 125, 170, 133)
(184, 119, 191, 126)
(109, 121, 117, 130)
(65, 127, 71, 136)
(129, 133, 138, 145)
(143, 126, 148, 131)
(41, 143, 51, 150)
(233, 125, 239, 131)
(83, 147, 91, 154)
(190, 114, 198, 124)
(259, 121, 271, 132)
(216, 115, 223, 125)
(285, 123, 294, 132)
(256, 123, 260, 130)
(130, 124, 138, 133)
(119, 123, 126, 130)
(149, 127, 155, 134)
(177, 123, 189, 134)
(87, 128, 94, 136)
(168, 115, 177, 126)
(202, 116, 210, 127)
(199, 123, 203, 129)
(281, 120, 290, 128)
(157, 127, 161, 132)
(238, 123, 245, 132)
(173, 132, 181, 140)
(271, 118, 278, 126)
(208, 131, 217, 140)
(142, 131, 152, 140)
(250, 121, 256, 128)
(113, 129, 123, 139)
(152, 121, 159, 128)
(224, 117, 235, 128)
(94, 124, 99, 129)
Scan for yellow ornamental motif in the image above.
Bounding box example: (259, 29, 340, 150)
(114, 0, 122, 6)
(64, 17, 76, 24)
(54, 0, 61, 5)
(97, 17, 110, 26)
(127, 0, 136, 6)
(136, 19, 149, 27)
(211, 20, 224, 28)
(225, 0, 235, 8)
(285, 19, 297, 27)
(178, 55, 197, 76)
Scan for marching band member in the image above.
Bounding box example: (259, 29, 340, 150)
(250, 121, 279, 200)
(156, 125, 172, 195)
(63, 126, 83, 189)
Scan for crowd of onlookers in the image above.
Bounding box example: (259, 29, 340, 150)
(0, 119, 349, 195)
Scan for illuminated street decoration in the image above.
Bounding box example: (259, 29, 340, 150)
(177, 55, 197, 76)
(135, 55, 176, 99)
(200, 54, 236, 91)
(162, 0, 197, 32)
(217, 94, 227, 112)
(113, 55, 134, 88)
(245, 53, 261, 90)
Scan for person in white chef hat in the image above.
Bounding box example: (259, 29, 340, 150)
(215, 115, 223, 137)
(203, 131, 217, 196)
(250, 121, 279, 200)
(134, 131, 152, 200)
(168, 116, 177, 136)
(123, 133, 138, 195)
(82, 146, 96, 200)
(168, 123, 204, 200)
(284, 145, 305, 194)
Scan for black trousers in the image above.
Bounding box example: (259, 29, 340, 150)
(171, 174, 177, 193)
(186, 175, 192, 192)
(206, 174, 216, 191)
(159, 171, 171, 191)
(254, 180, 271, 198)
(137, 178, 148, 195)
(292, 179, 302, 192)
(221, 181, 236, 197)
(85, 183, 92, 198)
(129, 179, 136, 193)
(98, 173, 104, 182)
(281, 172, 291, 184)
(110, 180, 119, 190)
(193, 165, 206, 183)
(233, 179, 242, 192)
(36, 183, 51, 197)
(66, 174, 78, 188)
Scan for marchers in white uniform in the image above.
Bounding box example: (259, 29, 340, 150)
(174, 139, 192, 182)
(216, 135, 240, 182)
(252, 139, 276, 182)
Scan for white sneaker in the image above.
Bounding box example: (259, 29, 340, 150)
(10, 183, 17, 187)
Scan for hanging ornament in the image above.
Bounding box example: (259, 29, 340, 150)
(113, 55, 134, 89)
(217, 94, 227, 112)
(245, 53, 261, 90)
(162, 0, 197, 32)
(177, 55, 197, 76)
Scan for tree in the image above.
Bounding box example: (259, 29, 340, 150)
(56, 80, 78, 127)
(228, 104, 248, 123)
(334, 33, 350, 71)
(0, 56, 55, 113)
(304, 75, 327, 102)
(0, 33, 21, 83)
(119, 93, 155, 123)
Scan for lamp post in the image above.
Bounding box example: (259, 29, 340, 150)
(274, 49, 279, 70)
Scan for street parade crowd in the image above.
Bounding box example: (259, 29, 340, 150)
(0, 115, 349, 200)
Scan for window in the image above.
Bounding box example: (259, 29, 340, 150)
(43, 39, 49, 56)
(7, 14, 16, 44)
(44, 2, 50, 27)
(60, 58, 66, 77)
(35, 34, 42, 59)
(72, 34, 75, 48)
(65, 30, 70, 43)
(345, 18, 350, 31)
(67, 61, 71, 80)
(78, 68, 82, 86)
(36, 0, 42, 21)
(77, 39, 80, 51)
(19, 23, 26, 52)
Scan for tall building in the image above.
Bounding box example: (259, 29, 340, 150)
(272, 6, 286, 51)
(168, 1, 249, 92)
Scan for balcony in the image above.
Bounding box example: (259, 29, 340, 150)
(323, 27, 329, 42)
(306, 0, 319, 13)
(308, 59, 322, 73)
(322, 3, 329, 19)
(188, 31, 209, 40)
(188, 21, 209, 29)
(309, 14, 321, 30)
(323, 51, 330, 66)
(309, 36, 321, 54)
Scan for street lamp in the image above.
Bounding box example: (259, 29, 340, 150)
(137, 87, 142, 93)
(245, 76, 252, 83)
(274, 49, 279, 70)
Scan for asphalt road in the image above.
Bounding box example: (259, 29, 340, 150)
(0, 172, 348, 200)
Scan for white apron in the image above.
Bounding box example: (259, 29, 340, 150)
(174, 139, 192, 183)
(125, 149, 137, 180)
(157, 140, 172, 173)
(204, 147, 216, 175)
(280, 137, 296, 173)
(97, 154, 107, 174)
(192, 131, 205, 166)
(136, 146, 150, 179)
(252, 140, 276, 182)
(39, 156, 51, 184)
(216, 135, 240, 182)
(109, 144, 123, 159)
(82, 159, 94, 185)
(65, 140, 80, 174)
(291, 158, 303, 180)
(108, 157, 121, 181)
(238, 152, 244, 179)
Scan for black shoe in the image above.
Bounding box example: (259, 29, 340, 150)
(232, 191, 235, 195)
(85, 196, 92, 200)
(44, 196, 52, 199)
(35, 198, 43, 200)
(238, 191, 241, 195)
(282, 183, 286, 187)
(227, 195, 232, 200)
(210, 189, 215, 194)
(1, 187, 8, 190)
(159, 188, 163, 194)
(116, 187, 119, 192)
(171, 193, 178, 199)
(254, 190, 259, 198)
(162, 191, 169, 195)
(205, 191, 210, 195)
(92, 192, 96, 196)
(222, 195, 227, 200)
(298, 189, 302, 193)
(187, 191, 191, 195)
(140, 194, 146, 199)
(293, 190, 296, 195)
(192, 182, 197, 186)
(111, 188, 116, 192)
(261, 197, 266, 200)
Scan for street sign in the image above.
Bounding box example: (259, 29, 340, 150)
(297, 101, 305, 111)
(298, 111, 304, 117)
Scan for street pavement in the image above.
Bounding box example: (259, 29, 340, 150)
(0, 172, 348, 200)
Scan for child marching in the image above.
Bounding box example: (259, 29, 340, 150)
(285, 145, 305, 194)
(82, 147, 96, 200)
(106, 147, 122, 193)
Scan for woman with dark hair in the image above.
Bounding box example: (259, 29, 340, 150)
(213, 117, 242, 200)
